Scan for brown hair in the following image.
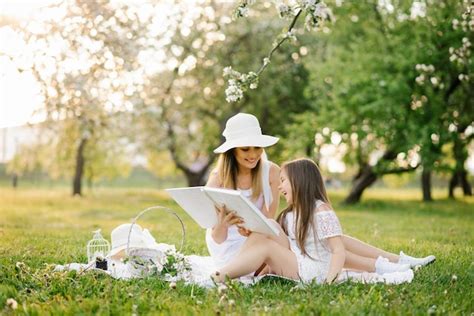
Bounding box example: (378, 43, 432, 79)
(277, 158, 331, 256)
(216, 149, 262, 200)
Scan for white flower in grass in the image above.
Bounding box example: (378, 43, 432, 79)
(427, 305, 437, 315)
(451, 274, 457, 281)
(217, 283, 228, 295)
(6, 298, 18, 310)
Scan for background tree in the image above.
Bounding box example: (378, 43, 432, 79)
(9, 0, 151, 195)
(134, 0, 312, 186)
(291, 0, 473, 203)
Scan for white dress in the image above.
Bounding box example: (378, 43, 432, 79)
(205, 159, 273, 268)
(205, 189, 264, 268)
(286, 200, 343, 283)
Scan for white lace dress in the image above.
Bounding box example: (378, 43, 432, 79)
(286, 200, 343, 283)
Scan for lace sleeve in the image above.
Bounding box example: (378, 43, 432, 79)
(315, 210, 342, 240)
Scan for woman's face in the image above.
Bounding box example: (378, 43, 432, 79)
(234, 147, 263, 170)
(278, 168, 293, 204)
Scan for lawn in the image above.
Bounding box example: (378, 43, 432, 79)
(0, 187, 472, 315)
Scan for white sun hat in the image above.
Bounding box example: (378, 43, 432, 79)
(109, 223, 170, 259)
(214, 113, 279, 154)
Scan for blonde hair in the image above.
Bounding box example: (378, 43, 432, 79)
(277, 158, 331, 257)
(216, 149, 262, 201)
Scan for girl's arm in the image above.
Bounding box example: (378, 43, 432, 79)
(325, 236, 346, 283)
(314, 203, 345, 284)
(263, 163, 280, 218)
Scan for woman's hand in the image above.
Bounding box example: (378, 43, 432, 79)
(211, 205, 242, 244)
(215, 205, 242, 228)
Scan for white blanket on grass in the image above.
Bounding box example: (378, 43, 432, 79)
(54, 254, 414, 287)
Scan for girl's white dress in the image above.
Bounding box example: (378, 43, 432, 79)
(285, 200, 343, 283)
(205, 160, 273, 268)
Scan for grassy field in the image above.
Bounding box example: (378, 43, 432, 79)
(0, 187, 473, 315)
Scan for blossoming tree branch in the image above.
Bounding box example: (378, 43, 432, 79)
(224, 0, 332, 103)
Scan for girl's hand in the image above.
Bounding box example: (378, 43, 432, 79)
(237, 226, 252, 237)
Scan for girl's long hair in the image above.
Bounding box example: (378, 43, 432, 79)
(216, 149, 262, 200)
(277, 158, 331, 256)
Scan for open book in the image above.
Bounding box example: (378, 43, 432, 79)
(165, 186, 279, 236)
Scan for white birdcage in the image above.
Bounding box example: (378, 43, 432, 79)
(87, 229, 111, 263)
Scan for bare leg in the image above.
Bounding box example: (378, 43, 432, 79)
(343, 250, 376, 272)
(215, 234, 298, 281)
(236, 220, 290, 275)
(264, 219, 291, 249)
(342, 235, 399, 262)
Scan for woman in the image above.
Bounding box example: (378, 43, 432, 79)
(205, 113, 282, 269)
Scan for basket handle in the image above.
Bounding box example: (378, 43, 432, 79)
(126, 206, 186, 254)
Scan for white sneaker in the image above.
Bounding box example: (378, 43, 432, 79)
(398, 251, 436, 268)
(375, 256, 411, 275)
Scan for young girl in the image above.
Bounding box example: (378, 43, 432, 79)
(212, 158, 435, 283)
(205, 113, 281, 269)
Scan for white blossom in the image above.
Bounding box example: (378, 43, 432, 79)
(225, 83, 243, 102)
(415, 74, 425, 85)
(377, 0, 394, 14)
(410, 1, 426, 20)
(6, 298, 18, 310)
(458, 74, 469, 81)
(277, 3, 292, 19)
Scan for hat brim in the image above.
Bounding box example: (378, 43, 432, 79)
(109, 245, 162, 259)
(214, 135, 279, 153)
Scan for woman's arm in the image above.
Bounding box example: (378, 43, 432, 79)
(206, 169, 221, 188)
(264, 162, 280, 218)
(206, 170, 241, 243)
(325, 235, 346, 283)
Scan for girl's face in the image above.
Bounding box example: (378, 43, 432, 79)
(278, 168, 293, 204)
(234, 147, 263, 170)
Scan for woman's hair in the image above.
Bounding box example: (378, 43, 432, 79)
(216, 149, 262, 200)
(277, 158, 331, 256)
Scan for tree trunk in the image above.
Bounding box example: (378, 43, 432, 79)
(183, 165, 211, 187)
(72, 138, 87, 196)
(449, 135, 472, 198)
(421, 169, 432, 201)
(12, 173, 18, 188)
(449, 170, 472, 198)
(448, 172, 458, 198)
(343, 165, 378, 204)
(343, 150, 398, 204)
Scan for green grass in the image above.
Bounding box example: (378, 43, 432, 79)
(0, 187, 473, 315)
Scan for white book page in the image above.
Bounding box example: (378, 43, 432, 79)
(203, 187, 279, 236)
(165, 187, 217, 228)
